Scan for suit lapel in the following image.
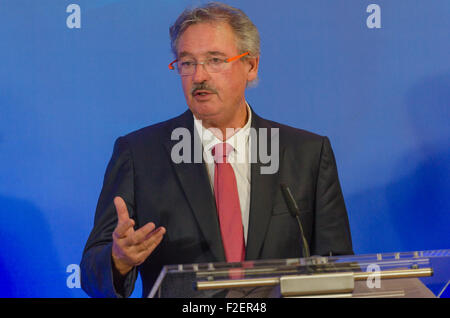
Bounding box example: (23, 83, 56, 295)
(246, 111, 284, 260)
(163, 110, 226, 262)
(162, 108, 283, 262)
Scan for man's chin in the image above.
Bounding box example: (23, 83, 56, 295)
(189, 104, 222, 121)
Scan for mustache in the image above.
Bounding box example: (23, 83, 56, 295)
(191, 82, 218, 95)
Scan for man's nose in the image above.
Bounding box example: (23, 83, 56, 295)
(192, 63, 211, 83)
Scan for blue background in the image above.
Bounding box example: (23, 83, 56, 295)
(0, 0, 449, 297)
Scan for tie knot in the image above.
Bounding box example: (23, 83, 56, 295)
(211, 143, 233, 163)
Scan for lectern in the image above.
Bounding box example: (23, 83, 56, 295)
(149, 250, 450, 298)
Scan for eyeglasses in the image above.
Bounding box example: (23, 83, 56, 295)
(168, 52, 249, 76)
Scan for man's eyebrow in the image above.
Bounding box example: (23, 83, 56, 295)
(178, 51, 193, 59)
(206, 51, 227, 57)
(178, 51, 227, 59)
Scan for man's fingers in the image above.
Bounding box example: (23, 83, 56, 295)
(115, 226, 166, 267)
(114, 196, 130, 223)
(137, 226, 166, 252)
(133, 222, 156, 244)
(113, 218, 135, 239)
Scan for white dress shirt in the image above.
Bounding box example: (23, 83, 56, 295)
(193, 103, 252, 244)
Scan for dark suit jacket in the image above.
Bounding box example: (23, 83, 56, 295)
(80, 108, 353, 298)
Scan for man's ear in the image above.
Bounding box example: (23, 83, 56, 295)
(246, 56, 260, 82)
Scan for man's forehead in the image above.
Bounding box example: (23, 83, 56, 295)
(176, 22, 238, 58)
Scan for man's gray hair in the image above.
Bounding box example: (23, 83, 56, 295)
(169, 2, 260, 59)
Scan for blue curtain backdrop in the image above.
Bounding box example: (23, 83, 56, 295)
(0, 0, 448, 297)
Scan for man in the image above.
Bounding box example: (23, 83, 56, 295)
(80, 2, 353, 298)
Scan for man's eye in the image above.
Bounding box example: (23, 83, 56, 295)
(180, 61, 194, 67)
(209, 58, 222, 65)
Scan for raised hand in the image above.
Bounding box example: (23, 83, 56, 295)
(111, 196, 166, 276)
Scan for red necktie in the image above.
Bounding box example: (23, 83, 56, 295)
(212, 143, 245, 263)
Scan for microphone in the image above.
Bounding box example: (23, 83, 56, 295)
(280, 184, 311, 259)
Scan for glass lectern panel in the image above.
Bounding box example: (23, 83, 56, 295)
(149, 250, 450, 298)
